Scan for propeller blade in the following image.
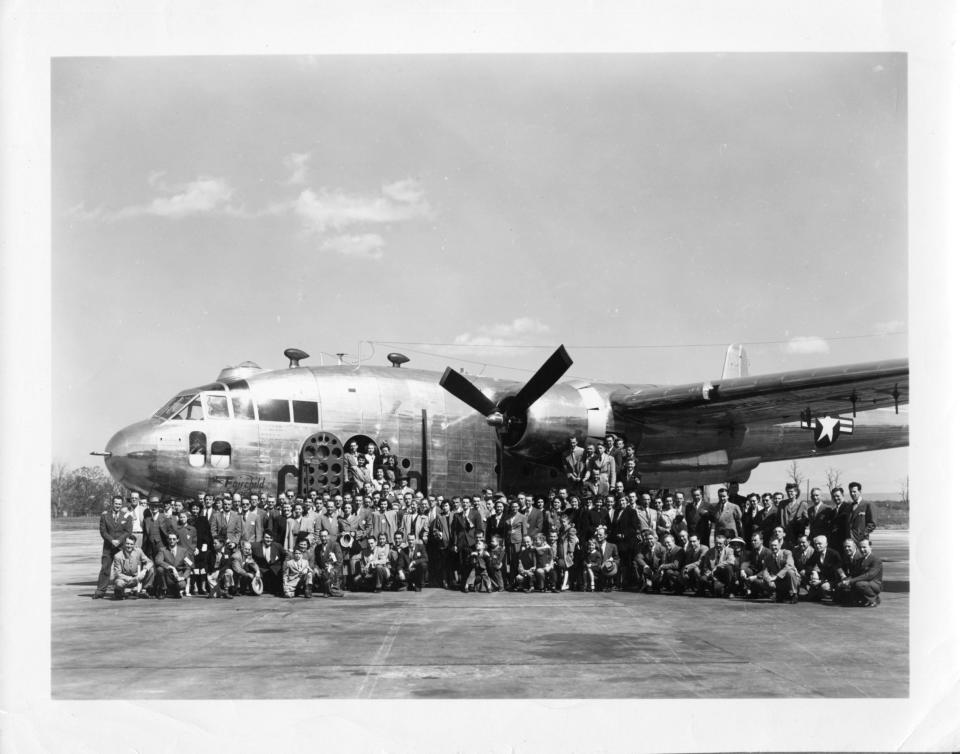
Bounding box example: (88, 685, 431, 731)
(439, 368, 499, 418)
(511, 345, 573, 412)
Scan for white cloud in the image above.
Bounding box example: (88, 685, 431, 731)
(874, 319, 906, 336)
(318, 233, 385, 260)
(781, 335, 830, 355)
(453, 317, 550, 347)
(72, 174, 239, 221)
(294, 179, 431, 234)
(282, 152, 311, 185)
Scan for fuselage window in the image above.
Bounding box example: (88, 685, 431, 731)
(204, 393, 230, 419)
(258, 398, 290, 422)
(210, 440, 231, 469)
(189, 431, 207, 467)
(231, 392, 255, 420)
(292, 400, 319, 424)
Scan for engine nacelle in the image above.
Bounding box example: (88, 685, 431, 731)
(506, 382, 611, 459)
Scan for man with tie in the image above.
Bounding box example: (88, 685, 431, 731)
(847, 482, 877, 544)
(792, 534, 815, 591)
(142, 496, 166, 561)
(806, 535, 844, 601)
(658, 534, 685, 595)
(803, 487, 835, 542)
(126, 492, 146, 549)
(779, 483, 805, 547)
(239, 498, 263, 544)
(837, 537, 883, 607)
(766, 538, 801, 602)
(594, 526, 620, 592)
(681, 533, 709, 593)
(503, 500, 529, 587)
(110, 534, 154, 600)
(698, 529, 737, 597)
(313, 529, 345, 597)
(714, 487, 743, 541)
(562, 436, 585, 493)
(633, 529, 664, 592)
(740, 532, 777, 599)
(428, 500, 454, 588)
(396, 531, 429, 591)
(155, 531, 194, 599)
(452, 497, 484, 586)
(252, 531, 286, 596)
(94, 495, 134, 599)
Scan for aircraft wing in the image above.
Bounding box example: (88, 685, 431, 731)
(610, 358, 908, 428)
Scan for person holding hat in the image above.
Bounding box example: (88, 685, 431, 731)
(154, 531, 193, 599)
(207, 536, 234, 598)
(228, 540, 262, 596)
(594, 526, 620, 592)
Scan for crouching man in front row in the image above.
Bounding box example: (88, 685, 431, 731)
(155, 531, 193, 599)
(111, 534, 154, 599)
(836, 538, 883, 607)
(283, 546, 313, 598)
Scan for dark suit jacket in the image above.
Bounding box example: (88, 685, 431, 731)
(99, 509, 134, 552)
(810, 547, 843, 582)
(525, 508, 544, 538)
(430, 513, 452, 549)
(252, 541, 286, 574)
(562, 447, 585, 483)
(744, 546, 776, 575)
(849, 551, 882, 584)
(142, 516, 165, 559)
(503, 514, 528, 546)
(452, 509, 483, 550)
(805, 503, 835, 540)
(848, 501, 877, 543)
(487, 513, 508, 543)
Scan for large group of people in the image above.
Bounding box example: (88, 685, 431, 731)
(94, 436, 883, 608)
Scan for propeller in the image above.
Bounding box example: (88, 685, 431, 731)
(439, 345, 573, 443)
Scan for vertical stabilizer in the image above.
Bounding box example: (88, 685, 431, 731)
(720, 343, 749, 380)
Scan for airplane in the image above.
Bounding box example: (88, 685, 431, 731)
(93, 344, 909, 499)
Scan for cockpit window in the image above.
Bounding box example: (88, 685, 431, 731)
(155, 394, 195, 420)
(204, 393, 230, 419)
(173, 396, 204, 421)
(231, 392, 255, 420)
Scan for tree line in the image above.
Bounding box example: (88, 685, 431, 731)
(51, 462, 125, 517)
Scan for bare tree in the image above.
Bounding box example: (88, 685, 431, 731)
(825, 466, 842, 493)
(50, 461, 70, 518)
(786, 459, 805, 490)
(898, 475, 909, 504)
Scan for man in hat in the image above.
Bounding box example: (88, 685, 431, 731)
(126, 492, 146, 549)
(93, 495, 134, 599)
(142, 496, 165, 561)
(110, 534, 154, 599)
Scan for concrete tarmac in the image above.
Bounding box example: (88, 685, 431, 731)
(52, 529, 908, 699)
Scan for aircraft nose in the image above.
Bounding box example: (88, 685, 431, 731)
(103, 421, 158, 490)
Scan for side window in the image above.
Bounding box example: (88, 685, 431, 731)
(258, 398, 290, 422)
(184, 397, 204, 421)
(204, 393, 229, 419)
(231, 392, 255, 420)
(189, 431, 207, 468)
(292, 400, 319, 424)
(210, 441, 231, 469)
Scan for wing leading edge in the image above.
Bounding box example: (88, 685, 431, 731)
(610, 358, 908, 428)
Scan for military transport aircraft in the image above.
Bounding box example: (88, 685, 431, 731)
(93, 345, 908, 499)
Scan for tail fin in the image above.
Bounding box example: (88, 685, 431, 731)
(720, 343, 749, 380)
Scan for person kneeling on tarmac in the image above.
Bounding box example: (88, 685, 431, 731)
(111, 534, 154, 599)
(282, 546, 313, 598)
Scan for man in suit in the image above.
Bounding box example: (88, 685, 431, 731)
(829, 487, 853, 551)
(503, 500, 528, 585)
(126, 492, 146, 549)
(252, 531, 286, 596)
(562, 436, 585, 493)
(429, 500, 454, 588)
(396, 531, 429, 591)
(240, 498, 263, 544)
(681, 533, 710, 593)
(847, 482, 877, 544)
(313, 529, 344, 597)
(525, 497, 545, 540)
(94, 495, 134, 599)
(110, 534, 154, 599)
(838, 537, 883, 607)
(315, 500, 341, 541)
(486, 499, 508, 544)
(593, 445, 617, 496)
(803, 487, 835, 541)
(698, 529, 737, 597)
(792, 534, 816, 590)
(142, 496, 166, 561)
(766, 538, 801, 603)
(740, 532, 776, 599)
(452, 497, 484, 584)
(617, 494, 644, 589)
(690, 488, 714, 547)
(779, 483, 805, 547)
(632, 529, 664, 592)
(658, 534, 685, 594)
(155, 531, 194, 599)
(714, 487, 743, 541)
(594, 526, 621, 592)
(806, 534, 844, 601)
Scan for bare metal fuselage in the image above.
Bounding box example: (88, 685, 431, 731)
(103, 364, 908, 498)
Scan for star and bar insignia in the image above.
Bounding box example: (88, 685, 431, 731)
(800, 414, 854, 448)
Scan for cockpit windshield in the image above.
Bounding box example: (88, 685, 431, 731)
(154, 394, 196, 419)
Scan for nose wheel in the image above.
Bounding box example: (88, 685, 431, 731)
(299, 432, 344, 497)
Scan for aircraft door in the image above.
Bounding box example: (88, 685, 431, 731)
(299, 431, 345, 497)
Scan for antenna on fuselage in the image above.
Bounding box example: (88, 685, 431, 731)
(284, 348, 310, 368)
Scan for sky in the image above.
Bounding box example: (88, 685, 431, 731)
(52, 53, 908, 492)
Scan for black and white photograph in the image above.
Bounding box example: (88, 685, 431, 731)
(3, 2, 958, 752)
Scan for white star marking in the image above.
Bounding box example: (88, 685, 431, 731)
(817, 416, 840, 442)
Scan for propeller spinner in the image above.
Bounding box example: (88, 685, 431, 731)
(439, 345, 573, 446)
